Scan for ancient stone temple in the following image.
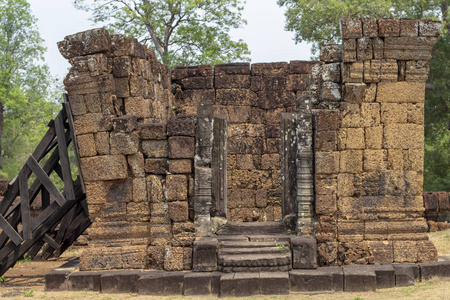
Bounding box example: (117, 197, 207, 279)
(57, 17, 441, 272)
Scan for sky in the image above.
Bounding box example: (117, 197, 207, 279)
(28, 0, 312, 80)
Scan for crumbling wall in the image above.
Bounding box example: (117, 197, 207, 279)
(424, 191, 450, 231)
(58, 29, 194, 271)
(313, 17, 441, 265)
(172, 62, 316, 221)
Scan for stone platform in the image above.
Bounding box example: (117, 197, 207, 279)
(46, 259, 450, 296)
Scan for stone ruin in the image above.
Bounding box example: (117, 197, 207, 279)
(57, 17, 442, 272)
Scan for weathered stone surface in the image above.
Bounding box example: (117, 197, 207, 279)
(377, 82, 425, 103)
(183, 273, 212, 295)
(58, 28, 111, 59)
(166, 175, 187, 201)
(320, 44, 342, 63)
(341, 18, 362, 39)
(193, 238, 218, 271)
(419, 19, 441, 37)
(142, 140, 168, 158)
(77, 134, 97, 157)
(340, 150, 363, 173)
(112, 115, 137, 132)
(383, 124, 423, 149)
(68, 271, 103, 291)
(110, 131, 139, 155)
(169, 159, 192, 174)
(260, 272, 289, 295)
(343, 266, 376, 292)
(144, 158, 168, 174)
(140, 123, 167, 140)
(168, 136, 195, 159)
(290, 267, 343, 292)
(379, 18, 400, 37)
(81, 155, 128, 181)
(291, 237, 317, 269)
(384, 36, 437, 60)
(316, 152, 340, 175)
(401, 18, 419, 36)
(220, 273, 260, 297)
(362, 17, 378, 37)
(167, 117, 195, 137)
(168, 201, 189, 222)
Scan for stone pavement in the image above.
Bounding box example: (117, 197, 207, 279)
(46, 259, 450, 296)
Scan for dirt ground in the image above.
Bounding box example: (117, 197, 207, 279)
(0, 229, 449, 299)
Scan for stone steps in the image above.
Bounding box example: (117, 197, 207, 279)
(217, 234, 292, 272)
(216, 221, 289, 235)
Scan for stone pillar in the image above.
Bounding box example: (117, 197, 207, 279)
(212, 115, 227, 218)
(296, 94, 315, 236)
(194, 101, 214, 235)
(280, 113, 298, 228)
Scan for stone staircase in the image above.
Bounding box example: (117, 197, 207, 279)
(217, 235, 292, 272)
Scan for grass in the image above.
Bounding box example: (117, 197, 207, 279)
(428, 228, 450, 257)
(17, 254, 32, 264)
(22, 289, 33, 297)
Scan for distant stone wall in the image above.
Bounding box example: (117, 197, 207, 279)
(59, 29, 194, 271)
(424, 192, 450, 231)
(172, 62, 316, 222)
(313, 17, 441, 265)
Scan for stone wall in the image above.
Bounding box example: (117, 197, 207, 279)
(424, 191, 450, 231)
(172, 62, 316, 222)
(313, 17, 441, 265)
(58, 29, 194, 271)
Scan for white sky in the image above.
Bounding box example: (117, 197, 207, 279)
(28, 0, 312, 79)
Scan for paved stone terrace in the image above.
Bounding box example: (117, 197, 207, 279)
(46, 259, 450, 296)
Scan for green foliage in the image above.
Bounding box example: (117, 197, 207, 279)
(0, 0, 60, 180)
(0, 276, 5, 283)
(278, 0, 450, 191)
(74, 0, 250, 67)
(17, 254, 31, 263)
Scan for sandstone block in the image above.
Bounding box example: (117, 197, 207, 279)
(110, 131, 139, 155)
(322, 63, 341, 82)
(286, 74, 309, 91)
(58, 28, 111, 59)
(146, 179, 165, 209)
(167, 117, 195, 137)
(341, 103, 361, 128)
(405, 61, 429, 82)
(168, 201, 189, 222)
(251, 62, 288, 76)
(315, 152, 340, 175)
(361, 103, 380, 127)
(315, 194, 337, 215)
(112, 56, 132, 77)
(321, 82, 341, 101)
(320, 44, 342, 63)
(261, 154, 280, 170)
(80, 155, 127, 181)
(74, 113, 108, 135)
(169, 159, 192, 174)
(340, 150, 363, 173)
(315, 131, 337, 151)
(77, 134, 97, 157)
(381, 103, 407, 123)
(216, 88, 257, 106)
(383, 124, 423, 149)
(164, 247, 184, 271)
(144, 158, 168, 174)
(315, 175, 337, 195)
(365, 126, 383, 149)
(400, 18, 419, 37)
(393, 241, 418, 263)
(419, 19, 441, 37)
(342, 39, 356, 62)
(315, 110, 341, 131)
(340, 18, 362, 39)
(168, 136, 195, 159)
(339, 128, 365, 150)
(257, 90, 296, 109)
(124, 97, 150, 118)
(140, 123, 166, 140)
(142, 140, 168, 158)
(364, 149, 387, 172)
(128, 153, 145, 177)
(166, 175, 187, 201)
(362, 17, 378, 37)
(115, 77, 130, 97)
(337, 173, 355, 197)
(372, 37, 384, 59)
(357, 37, 373, 61)
(112, 115, 137, 132)
(289, 61, 317, 74)
(342, 62, 363, 83)
(343, 83, 366, 103)
(384, 36, 437, 60)
(379, 18, 400, 37)
(377, 82, 425, 103)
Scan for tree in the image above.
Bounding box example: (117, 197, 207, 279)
(277, 0, 450, 191)
(0, 0, 59, 180)
(74, 0, 250, 66)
